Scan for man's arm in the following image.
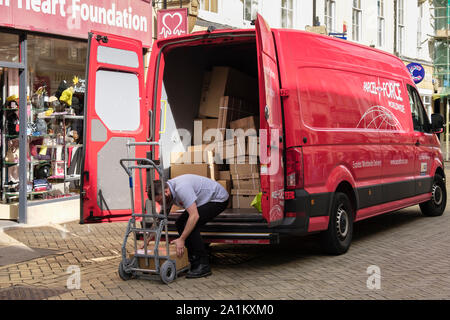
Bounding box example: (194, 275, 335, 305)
(171, 202, 199, 257)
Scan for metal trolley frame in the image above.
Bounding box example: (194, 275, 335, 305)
(117, 141, 188, 284)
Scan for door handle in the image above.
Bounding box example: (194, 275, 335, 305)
(415, 140, 421, 147)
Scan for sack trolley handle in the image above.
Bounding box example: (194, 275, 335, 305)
(119, 141, 170, 262)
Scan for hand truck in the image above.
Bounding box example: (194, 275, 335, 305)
(117, 141, 189, 284)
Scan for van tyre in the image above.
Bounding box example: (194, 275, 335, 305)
(420, 174, 447, 217)
(320, 192, 353, 255)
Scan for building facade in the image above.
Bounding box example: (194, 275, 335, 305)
(167, 1, 434, 113)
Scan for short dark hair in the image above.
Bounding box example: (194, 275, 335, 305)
(147, 180, 168, 200)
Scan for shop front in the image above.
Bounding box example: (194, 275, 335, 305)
(0, 0, 152, 224)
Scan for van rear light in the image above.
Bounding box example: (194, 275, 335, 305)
(286, 148, 303, 189)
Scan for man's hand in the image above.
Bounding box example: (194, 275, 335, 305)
(171, 237, 185, 257)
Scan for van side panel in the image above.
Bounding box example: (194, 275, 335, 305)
(274, 30, 440, 231)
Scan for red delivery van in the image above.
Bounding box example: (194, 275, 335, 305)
(80, 14, 446, 254)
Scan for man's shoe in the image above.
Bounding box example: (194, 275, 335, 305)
(186, 263, 212, 278)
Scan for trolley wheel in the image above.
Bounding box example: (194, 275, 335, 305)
(160, 260, 176, 284)
(118, 261, 134, 281)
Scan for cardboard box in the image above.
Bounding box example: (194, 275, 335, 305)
(217, 179, 231, 194)
(231, 189, 260, 196)
(198, 67, 258, 118)
(218, 96, 255, 131)
(230, 162, 259, 175)
(231, 172, 259, 180)
(229, 116, 259, 131)
(170, 150, 214, 164)
(131, 242, 189, 271)
(215, 138, 258, 160)
(170, 204, 185, 213)
(171, 163, 218, 180)
(232, 178, 260, 190)
(194, 118, 221, 143)
(219, 171, 230, 180)
(187, 144, 215, 153)
(232, 195, 257, 209)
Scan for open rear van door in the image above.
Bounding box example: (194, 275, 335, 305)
(81, 32, 148, 223)
(255, 15, 285, 227)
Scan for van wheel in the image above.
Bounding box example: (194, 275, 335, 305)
(420, 174, 447, 217)
(320, 192, 353, 255)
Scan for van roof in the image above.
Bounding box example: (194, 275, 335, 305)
(155, 27, 412, 83)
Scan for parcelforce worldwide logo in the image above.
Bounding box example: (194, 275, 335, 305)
(359, 79, 405, 131)
(357, 106, 403, 131)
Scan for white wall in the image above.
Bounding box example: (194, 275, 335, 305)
(196, 0, 433, 64)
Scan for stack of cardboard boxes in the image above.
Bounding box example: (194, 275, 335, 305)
(170, 144, 218, 180)
(227, 116, 260, 209)
(169, 65, 260, 210)
(214, 113, 260, 210)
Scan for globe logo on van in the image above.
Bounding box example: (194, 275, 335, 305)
(406, 63, 425, 84)
(357, 106, 403, 131)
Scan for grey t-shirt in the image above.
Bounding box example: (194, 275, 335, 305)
(166, 174, 229, 209)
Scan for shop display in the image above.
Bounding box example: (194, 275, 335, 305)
(1, 74, 85, 203)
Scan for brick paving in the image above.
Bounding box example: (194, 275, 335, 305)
(1, 172, 450, 300)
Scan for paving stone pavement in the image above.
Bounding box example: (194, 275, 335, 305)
(1, 172, 450, 300)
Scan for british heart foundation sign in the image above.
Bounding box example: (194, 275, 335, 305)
(157, 8, 188, 39)
(0, 0, 152, 47)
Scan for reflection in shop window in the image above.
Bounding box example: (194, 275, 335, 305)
(0, 32, 19, 62)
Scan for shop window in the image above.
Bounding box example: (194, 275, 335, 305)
(0, 32, 19, 62)
(0, 35, 87, 204)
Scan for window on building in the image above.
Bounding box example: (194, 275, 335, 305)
(377, 0, 385, 47)
(352, 0, 362, 41)
(243, 0, 258, 22)
(397, 0, 405, 54)
(200, 0, 218, 13)
(417, 2, 423, 50)
(281, 0, 294, 28)
(324, 0, 335, 33)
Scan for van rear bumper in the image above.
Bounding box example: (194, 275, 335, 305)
(283, 189, 332, 234)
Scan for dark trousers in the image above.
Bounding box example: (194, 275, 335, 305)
(175, 199, 229, 262)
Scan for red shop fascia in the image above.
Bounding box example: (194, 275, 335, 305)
(0, 0, 152, 224)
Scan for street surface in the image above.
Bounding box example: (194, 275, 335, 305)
(0, 170, 450, 300)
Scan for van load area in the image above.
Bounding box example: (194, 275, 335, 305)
(159, 36, 276, 244)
